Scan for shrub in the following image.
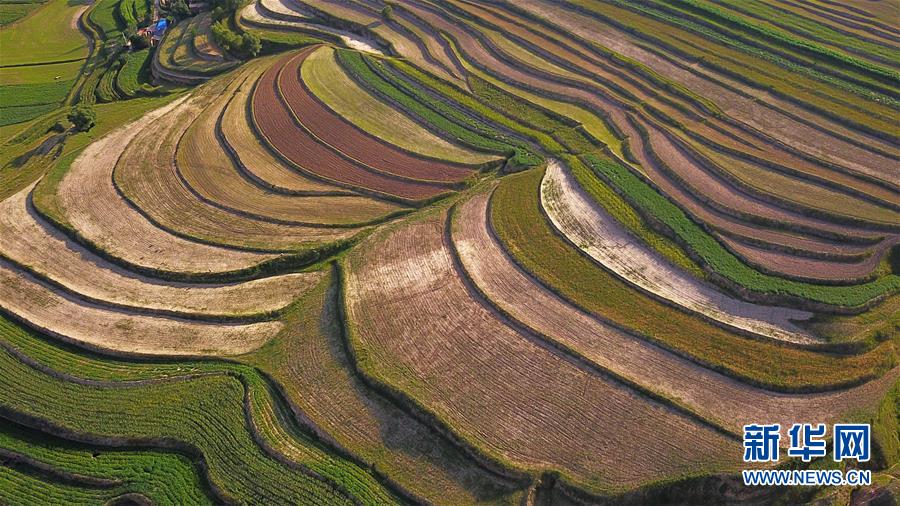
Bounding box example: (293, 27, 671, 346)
(68, 105, 97, 132)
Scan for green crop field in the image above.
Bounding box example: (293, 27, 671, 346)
(0, 0, 897, 503)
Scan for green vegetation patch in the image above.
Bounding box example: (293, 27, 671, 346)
(0, 420, 213, 505)
(0, 315, 400, 505)
(0, 0, 88, 67)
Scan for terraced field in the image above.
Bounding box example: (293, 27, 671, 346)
(1, 0, 898, 504)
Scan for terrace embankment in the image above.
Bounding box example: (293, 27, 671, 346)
(343, 207, 739, 495)
(452, 186, 899, 440)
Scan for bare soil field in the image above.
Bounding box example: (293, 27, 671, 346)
(252, 51, 448, 202)
(178, 69, 404, 225)
(219, 60, 349, 194)
(280, 49, 474, 183)
(344, 208, 738, 493)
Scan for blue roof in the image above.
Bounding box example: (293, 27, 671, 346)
(155, 19, 168, 31)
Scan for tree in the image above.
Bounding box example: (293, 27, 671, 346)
(68, 105, 97, 132)
(241, 32, 261, 57)
(170, 0, 190, 19)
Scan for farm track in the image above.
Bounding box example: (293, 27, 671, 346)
(344, 208, 739, 494)
(451, 187, 899, 438)
(539, 161, 814, 342)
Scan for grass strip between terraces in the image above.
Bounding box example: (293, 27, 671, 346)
(0, 314, 401, 505)
(582, 153, 900, 309)
(490, 168, 897, 391)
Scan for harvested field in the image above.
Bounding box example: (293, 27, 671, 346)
(514, 0, 900, 157)
(0, 259, 281, 356)
(540, 160, 814, 342)
(278, 49, 473, 184)
(0, 185, 322, 319)
(112, 92, 361, 252)
(301, 46, 495, 166)
(252, 50, 450, 202)
(248, 271, 527, 505)
(490, 168, 896, 390)
(177, 68, 405, 225)
(56, 97, 282, 274)
(452, 187, 899, 436)
(219, 59, 345, 194)
(344, 208, 739, 493)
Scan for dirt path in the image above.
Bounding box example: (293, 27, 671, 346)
(452, 187, 899, 438)
(541, 160, 815, 343)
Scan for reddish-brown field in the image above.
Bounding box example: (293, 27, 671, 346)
(252, 50, 452, 202)
(278, 49, 474, 183)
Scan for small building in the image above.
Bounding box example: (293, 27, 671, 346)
(150, 18, 168, 45)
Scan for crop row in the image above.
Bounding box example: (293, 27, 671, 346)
(341, 206, 738, 495)
(489, 168, 897, 390)
(282, 50, 474, 183)
(253, 50, 450, 202)
(178, 65, 406, 226)
(0, 315, 400, 505)
(0, 420, 212, 505)
(582, 152, 900, 309)
(560, 0, 898, 139)
(244, 267, 528, 505)
(709, 0, 898, 64)
(334, 49, 538, 167)
(539, 160, 814, 343)
(0, 184, 320, 321)
(301, 45, 496, 167)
